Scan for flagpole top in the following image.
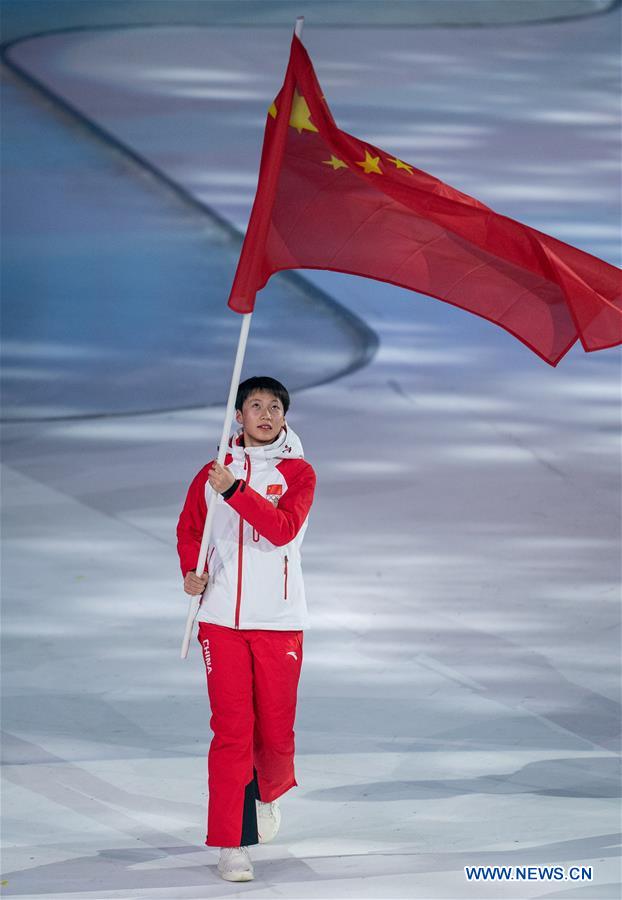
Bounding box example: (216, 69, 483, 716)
(294, 16, 304, 38)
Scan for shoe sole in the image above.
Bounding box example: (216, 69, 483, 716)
(219, 870, 254, 882)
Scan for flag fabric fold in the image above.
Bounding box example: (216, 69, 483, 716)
(227, 34, 621, 366)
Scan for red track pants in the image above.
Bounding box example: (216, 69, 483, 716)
(197, 621, 303, 848)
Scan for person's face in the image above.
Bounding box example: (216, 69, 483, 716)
(235, 390, 285, 447)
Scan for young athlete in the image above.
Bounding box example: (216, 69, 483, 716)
(176, 376, 316, 882)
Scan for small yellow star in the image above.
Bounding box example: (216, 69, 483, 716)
(355, 150, 383, 175)
(268, 101, 277, 119)
(323, 155, 348, 170)
(387, 156, 414, 174)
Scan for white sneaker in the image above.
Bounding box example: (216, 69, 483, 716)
(257, 798, 281, 843)
(217, 846, 254, 882)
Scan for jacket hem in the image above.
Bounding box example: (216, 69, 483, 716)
(197, 614, 307, 631)
(237, 621, 308, 630)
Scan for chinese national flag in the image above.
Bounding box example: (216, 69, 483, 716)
(227, 34, 622, 367)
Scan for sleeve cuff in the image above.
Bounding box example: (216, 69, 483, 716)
(221, 479, 241, 501)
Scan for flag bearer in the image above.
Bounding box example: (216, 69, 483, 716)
(176, 376, 316, 882)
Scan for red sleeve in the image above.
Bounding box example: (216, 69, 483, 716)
(176, 463, 213, 577)
(225, 461, 316, 547)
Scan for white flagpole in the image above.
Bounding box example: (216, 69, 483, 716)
(180, 16, 305, 659)
(180, 312, 251, 658)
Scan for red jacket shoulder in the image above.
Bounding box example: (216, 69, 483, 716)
(276, 458, 316, 484)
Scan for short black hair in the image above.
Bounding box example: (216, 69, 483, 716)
(235, 376, 290, 414)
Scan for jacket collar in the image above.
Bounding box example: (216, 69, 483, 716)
(228, 423, 304, 464)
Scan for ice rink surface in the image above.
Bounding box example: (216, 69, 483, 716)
(1, 4, 621, 898)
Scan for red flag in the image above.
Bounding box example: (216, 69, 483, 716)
(228, 34, 622, 367)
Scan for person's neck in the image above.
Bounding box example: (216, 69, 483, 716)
(243, 432, 277, 449)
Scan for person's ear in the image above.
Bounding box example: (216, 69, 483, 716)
(235, 409, 242, 425)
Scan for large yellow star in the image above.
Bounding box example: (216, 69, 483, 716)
(289, 89, 318, 134)
(387, 156, 414, 174)
(323, 155, 348, 171)
(268, 89, 318, 134)
(355, 150, 383, 175)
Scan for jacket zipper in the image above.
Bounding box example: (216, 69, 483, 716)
(284, 555, 288, 600)
(234, 453, 251, 628)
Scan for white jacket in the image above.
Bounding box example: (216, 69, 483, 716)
(176, 425, 316, 630)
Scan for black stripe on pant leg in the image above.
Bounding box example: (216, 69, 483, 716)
(240, 768, 260, 846)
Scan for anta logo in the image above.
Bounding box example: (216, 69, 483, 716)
(201, 638, 212, 674)
(286, 650, 298, 660)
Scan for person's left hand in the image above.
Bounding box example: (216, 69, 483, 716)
(208, 461, 236, 494)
